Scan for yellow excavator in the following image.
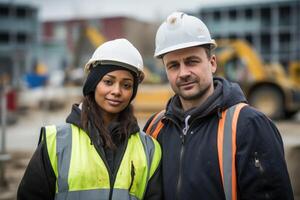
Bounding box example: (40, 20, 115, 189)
(215, 39, 300, 119)
(135, 39, 300, 119)
(289, 61, 300, 87)
(136, 39, 300, 119)
(72, 26, 300, 119)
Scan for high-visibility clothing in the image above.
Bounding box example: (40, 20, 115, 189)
(43, 124, 161, 200)
(146, 103, 247, 200)
(217, 103, 247, 200)
(144, 77, 294, 200)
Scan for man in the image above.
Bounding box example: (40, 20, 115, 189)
(144, 12, 294, 200)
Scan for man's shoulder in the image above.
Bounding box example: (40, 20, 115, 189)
(238, 105, 269, 121)
(236, 104, 275, 132)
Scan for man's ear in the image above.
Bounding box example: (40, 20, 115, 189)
(210, 55, 217, 74)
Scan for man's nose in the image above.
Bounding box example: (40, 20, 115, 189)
(178, 64, 191, 79)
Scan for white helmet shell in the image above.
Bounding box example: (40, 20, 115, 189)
(154, 12, 217, 58)
(85, 38, 144, 82)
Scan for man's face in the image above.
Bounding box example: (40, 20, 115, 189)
(162, 46, 217, 106)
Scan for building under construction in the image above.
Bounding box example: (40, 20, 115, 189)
(0, 1, 39, 87)
(197, 0, 300, 68)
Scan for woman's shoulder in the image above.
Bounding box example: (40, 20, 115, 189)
(135, 131, 160, 145)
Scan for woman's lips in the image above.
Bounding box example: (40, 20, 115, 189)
(107, 99, 122, 106)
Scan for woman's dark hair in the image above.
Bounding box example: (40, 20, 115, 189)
(81, 93, 138, 149)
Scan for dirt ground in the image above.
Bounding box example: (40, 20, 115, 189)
(0, 97, 299, 199)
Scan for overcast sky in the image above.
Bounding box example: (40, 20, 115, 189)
(5, 0, 279, 22)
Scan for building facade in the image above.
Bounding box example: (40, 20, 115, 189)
(0, 2, 39, 87)
(197, 0, 300, 68)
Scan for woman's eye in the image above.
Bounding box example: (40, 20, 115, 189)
(123, 83, 133, 89)
(103, 79, 113, 85)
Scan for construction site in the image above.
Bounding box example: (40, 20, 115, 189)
(0, 0, 299, 199)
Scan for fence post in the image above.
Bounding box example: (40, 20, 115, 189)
(0, 75, 11, 188)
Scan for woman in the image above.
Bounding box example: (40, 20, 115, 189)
(17, 39, 162, 200)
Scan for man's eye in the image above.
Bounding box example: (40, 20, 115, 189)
(186, 60, 199, 65)
(167, 64, 178, 70)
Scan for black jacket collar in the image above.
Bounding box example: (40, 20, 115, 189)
(166, 77, 247, 123)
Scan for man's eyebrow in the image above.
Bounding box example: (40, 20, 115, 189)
(184, 55, 201, 60)
(166, 60, 178, 67)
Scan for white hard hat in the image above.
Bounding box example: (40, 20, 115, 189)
(154, 12, 217, 58)
(85, 38, 144, 82)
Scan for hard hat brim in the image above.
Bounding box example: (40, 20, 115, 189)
(154, 40, 217, 58)
(85, 60, 144, 82)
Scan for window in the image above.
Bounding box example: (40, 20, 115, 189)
(279, 5, 291, 26)
(245, 8, 253, 19)
(245, 34, 253, 44)
(261, 7, 271, 26)
(229, 9, 237, 20)
(213, 11, 221, 21)
(0, 6, 9, 17)
(16, 6, 27, 18)
(17, 33, 27, 44)
(261, 33, 271, 53)
(279, 33, 291, 53)
(0, 32, 9, 43)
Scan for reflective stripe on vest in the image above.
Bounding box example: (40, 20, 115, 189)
(44, 124, 161, 200)
(217, 103, 247, 200)
(145, 103, 247, 200)
(146, 110, 165, 139)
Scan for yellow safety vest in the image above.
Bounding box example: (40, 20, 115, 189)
(43, 124, 161, 200)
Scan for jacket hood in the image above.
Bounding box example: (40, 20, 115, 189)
(166, 77, 247, 122)
(66, 104, 83, 128)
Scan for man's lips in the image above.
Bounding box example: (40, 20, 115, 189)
(178, 81, 196, 87)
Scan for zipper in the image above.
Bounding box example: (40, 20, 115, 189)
(175, 115, 190, 199)
(93, 138, 128, 200)
(108, 141, 129, 200)
(170, 107, 223, 199)
(185, 105, 221, 130)
(95, 146, 114, 199)
(175, 137, 185, 200)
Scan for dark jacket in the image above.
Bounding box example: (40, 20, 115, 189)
(144, 77, 293, 200)
(17, 104, 162, 200)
